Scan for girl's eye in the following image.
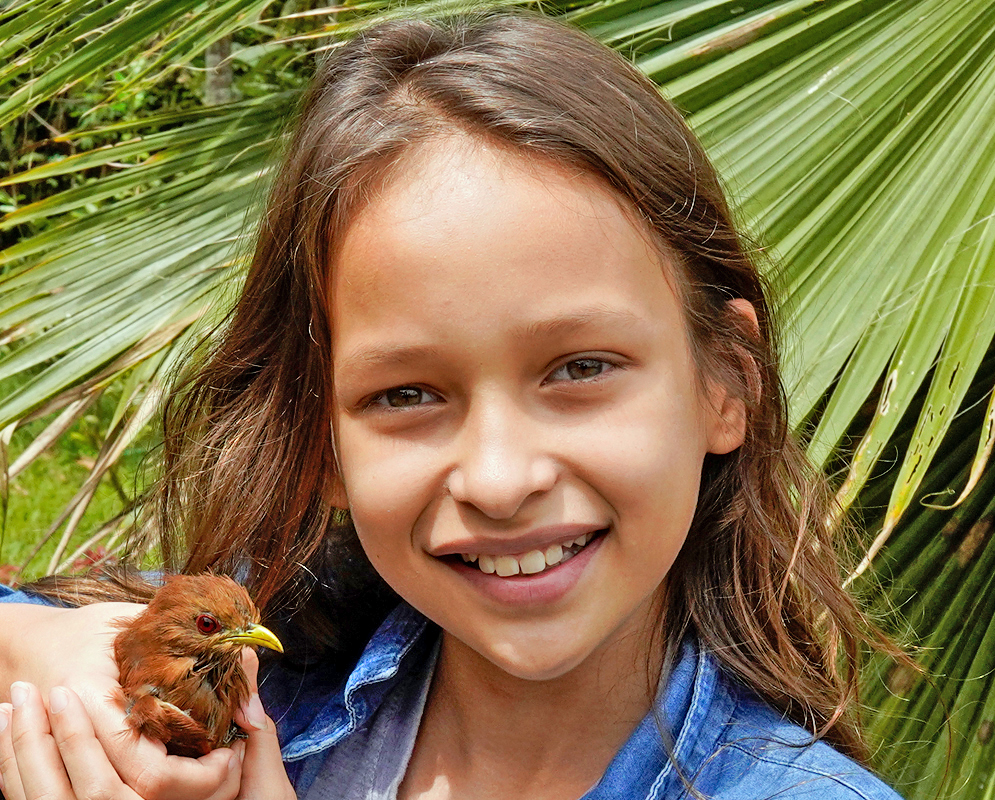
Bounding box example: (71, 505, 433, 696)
(374, 386, 434, 408)
(549, 358, 612, 382)
(196, 613, 221, 635)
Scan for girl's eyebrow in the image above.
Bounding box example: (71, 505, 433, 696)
(335, 308, 646, 380)
(336, 344, 446, 378)
(517, 307, 645, 340)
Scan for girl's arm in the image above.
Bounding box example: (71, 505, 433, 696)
(0, 599, 239, 799)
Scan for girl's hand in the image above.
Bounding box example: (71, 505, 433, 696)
(0, 651, 296, 800)
(0, 602, 238, 799)
(0, 683, 242, 800)
(231, 649, 297, 800)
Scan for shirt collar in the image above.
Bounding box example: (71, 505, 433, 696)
(586, 636, 725, 798)
(267, 603, 436, 762)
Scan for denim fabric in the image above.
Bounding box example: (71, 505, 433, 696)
(0, 586, 903, 799)
(0, 584, 61, 606)
(299, 637, 439, 799)
(258, 603, 903, 799)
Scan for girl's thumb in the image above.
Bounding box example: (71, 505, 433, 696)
(235, 649, 296, 798)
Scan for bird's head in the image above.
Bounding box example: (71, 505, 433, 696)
(147, 574, 283, 662)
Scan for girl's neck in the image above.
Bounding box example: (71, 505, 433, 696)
(399, 608, 663, 800)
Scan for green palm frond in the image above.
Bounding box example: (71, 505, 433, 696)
(2, 0, 994, 795)
(0, 0, 275, 128)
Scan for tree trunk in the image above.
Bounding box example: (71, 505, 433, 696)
(205, 37, 233, 105)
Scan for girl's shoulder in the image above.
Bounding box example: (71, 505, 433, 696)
(700, 683, 904, 800)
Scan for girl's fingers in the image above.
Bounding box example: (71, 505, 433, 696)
(48, 687, 246, 800)
(48, 685, 142, 800)
(6, 681, 74, 800)
(3, 683, 242, 800)
(234, 706, 295, 800)
(0, 702, 27, 800)
(233, 650, 296, 800)
(65, 674, 237, 800)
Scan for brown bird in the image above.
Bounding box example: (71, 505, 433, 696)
(112, 574, 284, 757)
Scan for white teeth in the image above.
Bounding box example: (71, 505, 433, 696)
(519, 550, 546, 575)
(478, 554, 496, 574)
(460, 531, 601, 578)
(494, 555, 520, 577)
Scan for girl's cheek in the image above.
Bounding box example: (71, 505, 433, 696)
(340, 441, 438, 523)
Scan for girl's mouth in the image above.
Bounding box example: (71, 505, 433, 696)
(453, 529, 608, 578)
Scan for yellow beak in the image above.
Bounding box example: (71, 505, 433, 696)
(224, 623, 284, 653)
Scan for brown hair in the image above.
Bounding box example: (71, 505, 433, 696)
(136, 10, 899, 761)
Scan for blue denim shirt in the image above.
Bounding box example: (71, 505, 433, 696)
(0, 586, 903, 799)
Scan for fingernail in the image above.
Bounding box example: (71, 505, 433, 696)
(0, 704, 10, 733)
(10, 681, 28, 709)
(50, 686, 69, 714)
(245, 692, 266, 730)
(228, 754, 239, 772)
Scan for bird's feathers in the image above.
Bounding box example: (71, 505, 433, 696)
(112, 574, 281, 757)
(125, 687, 216, 757)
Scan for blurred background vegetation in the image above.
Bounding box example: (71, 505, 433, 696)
(1, 0, 994, 796)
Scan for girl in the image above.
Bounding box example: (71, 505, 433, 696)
(0, 11, 906, 800)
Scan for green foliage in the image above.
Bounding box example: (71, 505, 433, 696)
(0, 370, 150, 583)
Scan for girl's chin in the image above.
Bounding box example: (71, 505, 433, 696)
(437, 586, 665, 685)
(441, 619, 623, 684)
(470, 644, 594, 683)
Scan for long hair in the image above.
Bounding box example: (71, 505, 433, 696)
(130, 10, 900, 760)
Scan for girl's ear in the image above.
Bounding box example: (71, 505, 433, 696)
(704, 298, 758, 455)
(327, 472, 349, 509)
(327, 425, 350, 508)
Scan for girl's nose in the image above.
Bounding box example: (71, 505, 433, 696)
(446, 397, 557, 520)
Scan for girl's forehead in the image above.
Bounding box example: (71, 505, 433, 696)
(331, 134, 667, 305)
(353, 135, 589, 230)
(328, 134, 689, 367)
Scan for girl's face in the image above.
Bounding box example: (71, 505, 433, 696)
(330, 135, 745, 681)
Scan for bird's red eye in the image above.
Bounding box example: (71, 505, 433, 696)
(196, 614, 221, 635)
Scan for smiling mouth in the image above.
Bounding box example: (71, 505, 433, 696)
(454, 529, 607, 578)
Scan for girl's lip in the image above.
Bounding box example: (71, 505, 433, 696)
(445, 528, 607, 606)
(431, 524, 607, 558)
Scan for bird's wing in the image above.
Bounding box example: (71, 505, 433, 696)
(125, 685, 213, 758)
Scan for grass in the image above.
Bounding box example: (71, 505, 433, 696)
(1, 387, 151, 586)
